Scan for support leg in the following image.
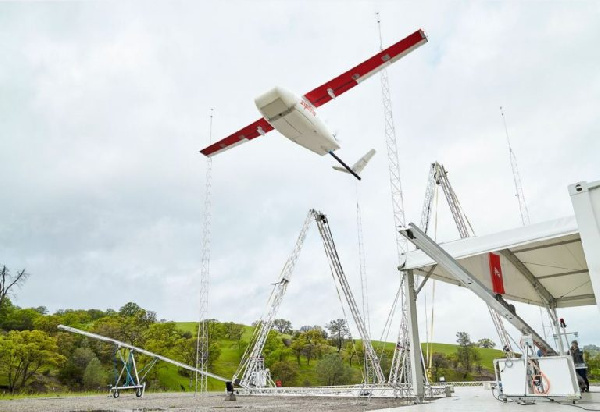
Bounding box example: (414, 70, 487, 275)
(550, 308, 565, 355)
(405, 269, 425, 401)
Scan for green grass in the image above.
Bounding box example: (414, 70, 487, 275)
(175, 322, 196, 334)
(357, 339, 504, 373)
(170, 323, 251, 391)
(171, 323, 505, 388)
(421, 342, 504, 371)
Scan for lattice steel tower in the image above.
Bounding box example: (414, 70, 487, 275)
(356, 199, 376, 384)
(500, 106, 530, 226)
(196, 109, 214, 394)
(375, 13, 412, 386)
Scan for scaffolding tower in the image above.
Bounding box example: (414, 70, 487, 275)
(196, 109, 214, 394)
(375, 13, 413, 388)
(356, 200, 375, 384)
(234, 210, 385, 389)
(500, 106, 530, 226)
(418, 162, 514, 356)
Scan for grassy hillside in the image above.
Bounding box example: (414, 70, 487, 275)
(171, 322, 504, 391)
(148, 322, 252, 391)
(368, 340, 503, 372)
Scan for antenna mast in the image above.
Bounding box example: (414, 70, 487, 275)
(500, 106, 530, 226)
(500, 107, 555, 342)
(375, 12, 412, 387)
(356, 198, 375, 383)
(196, 109, 214, 394)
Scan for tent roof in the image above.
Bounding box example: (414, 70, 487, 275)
(403, 216, 594, 308)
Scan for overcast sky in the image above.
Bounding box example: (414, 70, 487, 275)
(1, 1, 599, 350)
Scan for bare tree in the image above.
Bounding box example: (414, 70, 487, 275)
(0, 265, 30, 308)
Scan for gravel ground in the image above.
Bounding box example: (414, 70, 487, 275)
(0, 392, 412, 412)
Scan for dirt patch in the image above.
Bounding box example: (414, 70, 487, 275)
(0, 392, 413, 412)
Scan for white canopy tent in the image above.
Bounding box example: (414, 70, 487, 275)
(403, 216, 595, 310)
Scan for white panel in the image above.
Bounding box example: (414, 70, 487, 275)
(497, 356, 580, 398)
(405, 216, 578, 270)
(570, 180, 600, 314)
(403, 215, 598, 308)
(497, 359, 527, 396)
(542, 272, 594, 299)
(537, 356, 580, 397)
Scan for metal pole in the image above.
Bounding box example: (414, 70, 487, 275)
(405, 269, 425, 400)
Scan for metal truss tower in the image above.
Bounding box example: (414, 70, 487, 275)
(500, 108, 556, 346)
(233, 210, 313, 388)
(356, 200, 375, 384)
(195, 109, 214, 394)
(234, 210, 386, 388)
(375, 13, 411, 386)
(419, 162, 514, 355)
(500, 106, 530, 226)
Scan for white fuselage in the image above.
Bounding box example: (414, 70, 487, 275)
(255, 87, 340, 156)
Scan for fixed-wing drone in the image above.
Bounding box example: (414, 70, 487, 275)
(200, 29, 427, 180)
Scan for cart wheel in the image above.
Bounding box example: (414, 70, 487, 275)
(135, 388, 143, 397)
(113, 390, 119, 398)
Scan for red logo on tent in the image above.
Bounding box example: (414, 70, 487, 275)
(488, 252, 505, 294)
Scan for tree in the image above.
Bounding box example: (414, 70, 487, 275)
(477, 338, 496, 349)
(344, 341, 358, 366)
(299, 325, 326, 338)
(270, 360, 298, 385)
(455, 331, 480, 377)
(119, 302, 143, 317)
(456, 331, 471, 347)
(315, 353, 353, 386)
(263, 330, 284, 359)
(588, 353, 600, 381)
(34, 306, 48, 315)
(56, 331, 84, 359)
(1, 307, 42, 331)
(326, 319, 351, 352)
(0, 330, 65, 393)
(0, 265, 29, 309)
(92, 311, 155, 348)
(290, 329, 327, 365)
(584, 344, 600, 356)
(55, 309, 92, 327)
(34, 315, 62, 334)
(273, 319, 292, 334)
(0, 297, 14, 324)
(59, 347, 96, 387)
(301, 329, 328, 365)
(83, 357, 107, 390)
(291, 337, 304, 365)
(144, 322, 180, 355)
(430, 352, 450, 382)
(116, 302, 157, 328)
(173, 336, 221, 370)
(86, 309, 106, 320)
(224, 322, 244, 344)
(206, 319, 225, 340)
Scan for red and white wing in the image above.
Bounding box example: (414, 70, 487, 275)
(201, 29, 426, 157)
(200, 118, 274, 157)
(303, 29, 427, 108)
